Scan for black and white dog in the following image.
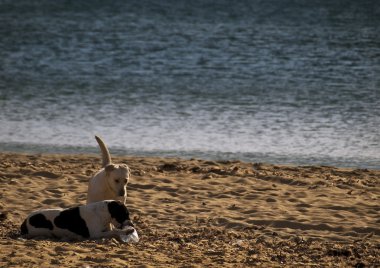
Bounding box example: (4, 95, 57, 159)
(20, 200, 134, 240)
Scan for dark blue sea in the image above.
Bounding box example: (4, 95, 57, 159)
(0, 0, 379, 169)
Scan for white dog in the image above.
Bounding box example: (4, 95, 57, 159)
(20, 200, 134, 240)
(87, 136, 130, 204)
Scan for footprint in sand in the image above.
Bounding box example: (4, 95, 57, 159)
(42, 198, 60, 205)
(32, 171, 61, 179)
(45, 189, 62, 195)
(296, 203, 312, 208)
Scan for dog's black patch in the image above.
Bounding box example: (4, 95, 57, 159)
(20, 219, 29, 235)
(54, 207, 90, 238)
(29, 213, 54, 230)
(107, 201, 130, 225)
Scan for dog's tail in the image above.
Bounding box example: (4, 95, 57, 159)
(95, 135, 112, 167)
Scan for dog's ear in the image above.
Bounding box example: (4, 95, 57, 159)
(105, 164, 116, 173)
(120, 164, 131, 178)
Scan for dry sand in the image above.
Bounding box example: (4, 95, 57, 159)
(0, 152, 379, 267)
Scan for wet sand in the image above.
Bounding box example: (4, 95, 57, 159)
(0, 152, 379, 267)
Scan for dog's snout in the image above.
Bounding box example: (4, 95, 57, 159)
(118, 189, 125, 197)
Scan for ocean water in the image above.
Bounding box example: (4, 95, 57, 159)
(0, 0, 379, 169)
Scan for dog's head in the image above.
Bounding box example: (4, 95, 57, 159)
(105, 163, 130, 198)
(107, 200, 133, 228)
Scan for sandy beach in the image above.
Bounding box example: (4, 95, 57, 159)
(0, 152, 379, 267)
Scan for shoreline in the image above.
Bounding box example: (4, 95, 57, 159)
(1, 152, 379, 266)
(1, 142, 379, 170)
